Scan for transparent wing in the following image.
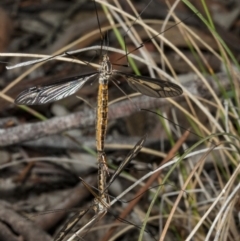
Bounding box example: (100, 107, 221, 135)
(15, 72, 99, 105)
(114, 71, 183, 98)
(105, 135, 146, 190)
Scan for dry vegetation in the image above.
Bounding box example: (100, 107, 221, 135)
(0, 0, 239, 241)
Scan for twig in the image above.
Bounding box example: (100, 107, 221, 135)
(0, 72, 237, 146)
(0, 201, 52, 241)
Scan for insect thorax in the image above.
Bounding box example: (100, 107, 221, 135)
(99, 54, 112, 84)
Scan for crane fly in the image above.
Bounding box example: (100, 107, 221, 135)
(15, 54, 182, 170)
(54, 136, 146, 241)
(14, 0, 183, 172)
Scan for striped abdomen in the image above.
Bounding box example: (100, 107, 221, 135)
(96, 83, 108, 153)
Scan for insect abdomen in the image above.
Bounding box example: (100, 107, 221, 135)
(96, 83, 108, 153)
